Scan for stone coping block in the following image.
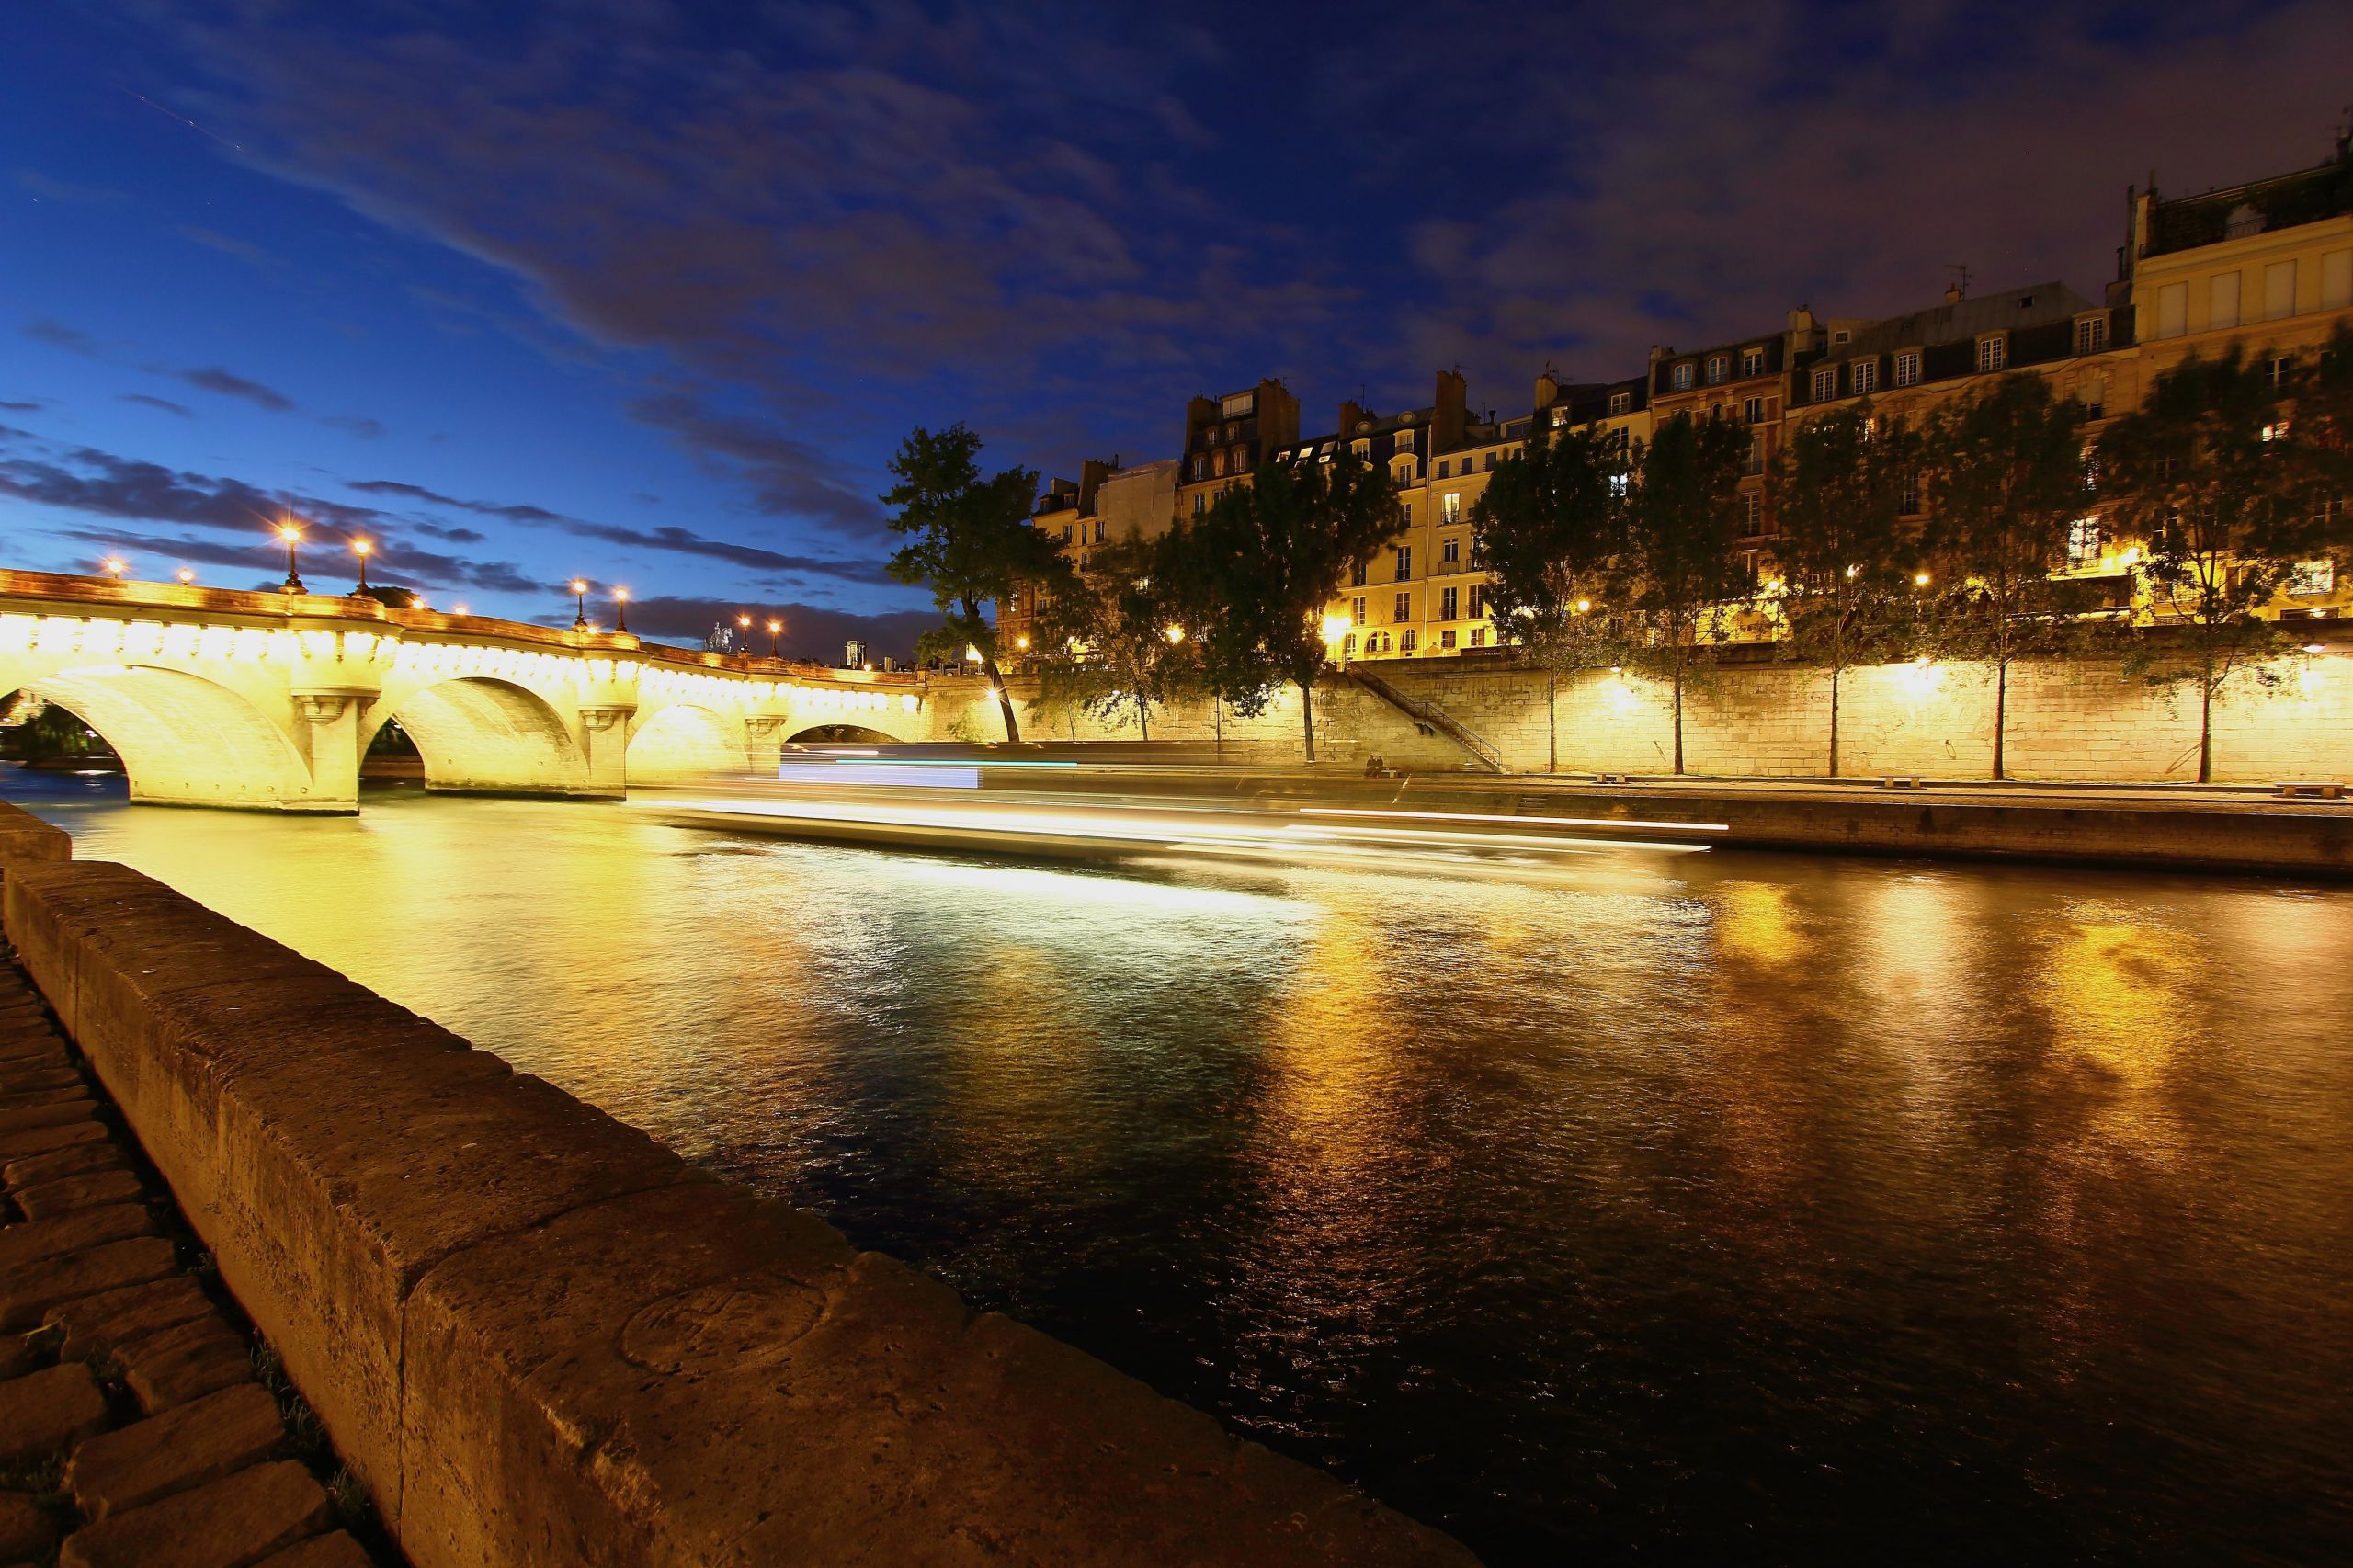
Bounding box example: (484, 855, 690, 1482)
(0, 799, 71, 866)
(68, 1381, 287, 1518)
(3, 858, 1474, 1566)
(61, 1457, 329, 1568)
(0, 1234, 178, 1330)
(0, 1200, 155, 1269)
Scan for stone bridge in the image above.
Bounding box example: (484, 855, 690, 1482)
(0, 570, 930, 812)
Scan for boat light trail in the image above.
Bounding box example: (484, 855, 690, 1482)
(1299, 806, 1729, 834)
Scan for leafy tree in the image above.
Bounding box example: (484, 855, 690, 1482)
(1770, 403, 1922, 776)
(1915, 374, 2097, 779)
(2097, 344, 2351, 781)
(1620, 413, 1750, 775)
(882, 424, 1071, 742)
(1472, 421, 1628, 770)
(1169, 451, 1403, 761)
(1030, 535, 1192, 740)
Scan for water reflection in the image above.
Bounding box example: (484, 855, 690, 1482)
(8, 768, 2350, 1565)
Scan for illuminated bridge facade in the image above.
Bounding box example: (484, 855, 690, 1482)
(0, 570, 929, 812)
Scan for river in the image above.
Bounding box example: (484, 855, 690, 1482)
(7, 767, 2350, 1564)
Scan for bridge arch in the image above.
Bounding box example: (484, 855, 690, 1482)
(625, 701, 750, 783)
(784, 724, 903, 745)
(369, 675, 593, 796)
(9, 665, 319, 810)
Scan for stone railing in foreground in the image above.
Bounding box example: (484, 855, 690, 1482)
(0, 846, 1472, 1563)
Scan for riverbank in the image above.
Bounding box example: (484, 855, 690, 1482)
(0, 800, 1472, 1567)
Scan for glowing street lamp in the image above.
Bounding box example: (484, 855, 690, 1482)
(612, 585, 630, 634)
(736, 613, 753, 659)
(1574, 598, 1591, 614)
(452, 602, 470, 617)
(278, 522, 305, 594)
(352, 538, 374, 593)
(100, 556, 127, 579)
(1164, 623, 1186, 644)
(176, 567, 195, 586)
(571, 578, 590, 631)
(1913, 570, 1932, 588)
(767, 618, 783, 659)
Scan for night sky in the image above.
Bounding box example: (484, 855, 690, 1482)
(6, 2, 2351, 656)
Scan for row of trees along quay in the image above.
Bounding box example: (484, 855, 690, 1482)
(887, 329, 2353, 780)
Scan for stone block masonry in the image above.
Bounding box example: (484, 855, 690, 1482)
(0, 802, 1472, 1566)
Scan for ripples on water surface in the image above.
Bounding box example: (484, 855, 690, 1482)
(11, 769, 2351, 1564)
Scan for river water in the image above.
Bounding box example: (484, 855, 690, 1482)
(7, 768, 2350, 1564)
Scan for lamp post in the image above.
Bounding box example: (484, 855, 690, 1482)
(176, 567, 195, 586)
(736, 613, 752, 662)
(278, 523, 305, 594)
(613, 586, 629, 634)
(101, 556, 127, 579)
(571, 579, 589, 631)
(767, 618, 782, 659)
(352, 538, 373, 593)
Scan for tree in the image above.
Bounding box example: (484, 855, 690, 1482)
(2097, 345, 2350, 781)
(1770, 403, 1922, 776)
(1471, 422, 1628, 770)
(1169, 451, 1403, 761)
(1031, 535, 1192, 741)
(1620, 414, 1750, 775)
(882, 424, 1070, 742)
(1915, 374, 2097, 779)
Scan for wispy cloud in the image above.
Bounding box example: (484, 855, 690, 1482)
(119, 392, 195, 417)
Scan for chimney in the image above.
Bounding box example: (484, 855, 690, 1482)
(1943, 284, 1963, 304)
(1338, 399, 1370, 439)
(1434, 369, 1468, 452)
(1534, 369, 1561, 412)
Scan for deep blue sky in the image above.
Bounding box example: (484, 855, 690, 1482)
(6, 2, 2351, 654)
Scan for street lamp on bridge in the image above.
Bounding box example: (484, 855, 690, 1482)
(571, 579, 590, 631)
(100, 556, 127, 580)
(767, 618, 783, 659)
(736, 613, 752, 661)
(176, 567, 195, 586)
(352, 538, 373, 593)
(277, 523, 305, 594)
(613, 585, 630, 634)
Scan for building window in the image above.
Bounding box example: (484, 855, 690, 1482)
(1976, 335, 2006, 373)
(1745, 431, 1767, 475)
(1350, 560, 1368, 588)
(2078, 380, 2106, 420)
(1439, 628, 1457, 650)
(1190, 455, 1206, 480)
(1192, 492, 1206, 515)
(1484, 452, 1497, 471)
(2156, 281, 2188, 338)
(1351, 596, 1367, 626)
(1221, 392, 1253, 418)
(1742, 395, 1763, 424)
(1441, 535, 1460, 565)
(1672, 361, 1694, 391)
(1395, 546, 1412, 579)
(1061, 524, 1073, 542)
(2266, 356, 2291, 390)
(1400, 630, 1417, 653)
(1609, 472, 1629, 497)
(2075, 315, 2109, 354)
(1438, 460, 1450, 478)
(1341, 633, 1356, 657)
(1853, 360, 1879, 395)
(1893, 350, 1921, 388)
(2067, 517, 2102, 565)
(2210, 274, 2241, 332)
(1705, 355, 1728, 384)
(1469, 626, 1485, 648)
(2289, 559, 2336, 597)
(1094, 519, 1107, 542)
(1813, 366, 1836, 400)
(1467, 584, 1485, 618)
(1393, 591, 1411, 621)
(1740, 493, 1763, 537)
(2264, 259, 2297, 321)
(1608, 390, 1631, 416)
(1442, 493, 1461, 524)
(1440, 585, 1459, 619)
(1900, 475, 1922, 516)
(1742, 346, 1765, 377)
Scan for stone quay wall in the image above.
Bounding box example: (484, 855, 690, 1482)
(927, 651, 2353, 782)
(0, 801, 1471, 1568)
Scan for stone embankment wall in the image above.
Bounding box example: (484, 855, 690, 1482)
(932, 651, 2353, 781)
(0, 801, 1471, 1568)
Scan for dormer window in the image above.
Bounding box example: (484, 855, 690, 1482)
(1812, 366, 1836, 401)
(1976, 334, 2007, 373)
(1672, 361, 1695, 391)
(1742, 347, 1765, 376)
(1853, 360, 1879, 395)
(2075, 315, 2109, 355)
(1608, 390, 1631, 415)
(1706, 354, 1729, 385)
(1893, 349, 1921, 387)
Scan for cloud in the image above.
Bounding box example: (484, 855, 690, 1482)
(12, 169, 124, 205)
(119, 393, 196, 417)
(177, 225, 271, 266)
(24, 319, 98, 356)
(563, 593, 939, 663)
(323, 415, 385, 439)
(626, 392, 884, 539)
(347, 474, 901, 585)
(0, 399, 44, 413)
(176, 366, 295, 412)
